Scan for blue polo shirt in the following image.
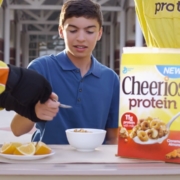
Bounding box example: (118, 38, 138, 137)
(28, 50, 119, 144)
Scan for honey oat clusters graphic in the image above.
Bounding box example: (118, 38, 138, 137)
(119, 127, 128, 138)
(166, 149, 180, 159)
(129, 117, 168, 142)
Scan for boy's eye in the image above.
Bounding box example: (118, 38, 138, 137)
(87, 31, 94, 34)
(69, 30, 77, 33)
(69, 30, 94, 34)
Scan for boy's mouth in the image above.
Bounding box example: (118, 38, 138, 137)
(74, 45, 87, 49)
(73, 45, 88, 52)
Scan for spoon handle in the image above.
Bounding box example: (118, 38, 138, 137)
(51, 98, 72, 108)
(59, 104, 72, 108)
(167, 112, 180, 128)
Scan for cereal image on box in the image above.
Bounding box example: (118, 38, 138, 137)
(130, 117, 168, 142)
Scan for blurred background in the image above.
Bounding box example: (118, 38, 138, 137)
(0, 0, 144, 75)
(0, 0, 144, 143)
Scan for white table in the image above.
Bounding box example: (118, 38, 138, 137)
(0, 145, 179, 180)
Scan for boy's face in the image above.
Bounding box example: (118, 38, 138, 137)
(59, 17, 102, 60)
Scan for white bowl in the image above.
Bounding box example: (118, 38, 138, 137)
(65, 128, 106, 152)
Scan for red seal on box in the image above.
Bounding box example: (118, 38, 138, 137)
(121, 112, 138, 130)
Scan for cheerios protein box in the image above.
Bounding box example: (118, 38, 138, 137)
(117, 47, 180, 163)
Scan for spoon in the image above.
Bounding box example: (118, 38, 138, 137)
(51, 98, 72, 109)
(59, 103, 72, 109)
(133, 112, 180, 145)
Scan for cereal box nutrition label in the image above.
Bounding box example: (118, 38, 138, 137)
(117, 48, 180, 163)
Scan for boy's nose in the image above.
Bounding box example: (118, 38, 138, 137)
(76, 31, 85, 41)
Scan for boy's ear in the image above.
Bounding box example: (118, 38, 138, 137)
(97, 27, 103, 41)
(58, 26, 64, 39)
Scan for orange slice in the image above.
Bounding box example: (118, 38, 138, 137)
(13, 143, 36, 156)
(0, 142, 17, 154)
(11, 142, 22, 148)
(35, 142, 51, 155)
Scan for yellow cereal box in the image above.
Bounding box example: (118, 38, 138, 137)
(117, 48, 180, 163)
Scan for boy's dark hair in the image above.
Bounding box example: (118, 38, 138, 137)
(59, 0, 103, 28)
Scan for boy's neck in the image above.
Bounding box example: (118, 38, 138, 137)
(66, 50, 92, 77)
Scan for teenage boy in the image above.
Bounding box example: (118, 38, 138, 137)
(11, 0, 119, 144)
(0, 0, 59, 122)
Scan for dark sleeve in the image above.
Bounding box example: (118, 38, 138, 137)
(0, 92, 44, 122)
(5, 64, 21, 92)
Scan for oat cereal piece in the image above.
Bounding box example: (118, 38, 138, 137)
(150, 120, 160, 130)
(137, 130, 148, 142)
(146, 117, 153, 122)
(132, 125, 140, 131)
(119, 127, 128, 138)
(140, 121, 150, 131)
(145, 128, 158, 139)
(158, 128, 164, 138)
(139, 119, 145, 124)
(129, 125, 140, 138)
(74, 129, 88, 133)
(151, 128, 159, 139)
(164, 129, 169, 135)
(129, 130, 137, 139)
